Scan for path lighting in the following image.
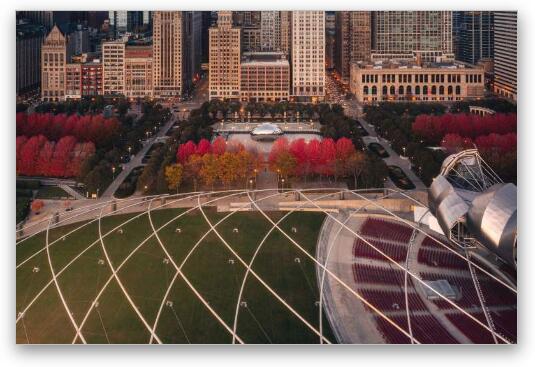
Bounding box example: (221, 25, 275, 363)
(112, 166, 116, 180)
(402, 146, 406, 156)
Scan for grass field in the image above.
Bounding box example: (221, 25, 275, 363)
(35, 186, 72, 199)
(16, 207, 336, 344)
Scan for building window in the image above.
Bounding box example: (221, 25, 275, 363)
(363, 86, 368, 95)
(415, 85, 420, 95)
(448, 86, 453, 95)
(398, 85, 404, 95)
(455, 85, 461, 95)
(431, 86, 437, 95)
(390, 86, 395, 95)
(423, 85, 428, 95)
(382, 86, 387, 95)
(371, 86, 377, 95)
(439, 86, 445, 95)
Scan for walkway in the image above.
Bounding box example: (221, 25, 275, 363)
(101, 115, 177, 199)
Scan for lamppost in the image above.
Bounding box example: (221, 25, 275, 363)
(96, 188, 100, 199)
(112, 166, 116, 180)
(281, 178, 285, 192)
(144, 185, 148, 194)
(402, 146, 406, 157)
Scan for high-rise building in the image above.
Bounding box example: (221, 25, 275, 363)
(493, 11, 517, 100)
(455, 11, 494, 65)
(280, 11, 291, 57)
(260, 11, 281, 51)
(66, 24, 90, 62)
(41, 25, 67, 101)
(102, 39, 126, 96)
(17, 11, 53, 31)
(16, 22, 46, 96)
(334, 12, 351, 79)
(350, 12, 371, 65)
(201, 12, 213, 64)
(152, 11, 184, 99)
(291, 11, 325, 101)
(124, 46, 153, 99)
(183, 12, 203, 88)
(242, 26, 261, 52)
(371, 11, 453, 61)
(209, 11, 241, 100)
(240, 52, 290, 102)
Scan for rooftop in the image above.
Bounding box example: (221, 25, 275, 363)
(242, 52, 289, 66)
(354, 59, 483, 71)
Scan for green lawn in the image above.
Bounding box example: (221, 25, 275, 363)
(16, 208, 335, 344)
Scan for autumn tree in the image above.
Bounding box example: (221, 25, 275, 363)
(346, 151, 367, 189)
(199, 153, 219, 189)
(184, 154, 203, 191)
(165, 163, 184, 194)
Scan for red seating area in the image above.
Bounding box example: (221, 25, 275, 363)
(359, 218, 413, 243)
(375, 316, 411, 344)
(353, 238, 407, 262)
(421, 273, 516, 309)
(375, 314, 458, 344)
(352, 264, 405, 287)
(417, 247, 468, 270)
(421, 273, 482, 309)
(446, 312, 495, 344)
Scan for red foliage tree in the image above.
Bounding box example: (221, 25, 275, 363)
(212, 136, 227, 156)
(318, 138, 336, 176)
(196, 139, 212, 156)
(177, 141, 197, 163)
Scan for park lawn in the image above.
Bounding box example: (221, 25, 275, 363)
(16, 208, 335, 344)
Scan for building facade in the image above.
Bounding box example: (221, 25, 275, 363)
(493, 11, 517, 100)
(209, 11, 241, 100)
(124, 46, 153, 99)
(153, 11, 184, 99)
(65, 63, 82, 99)
(41, 25, 67, 102)
(260, 11, 281, 51)
(240, 52, 290, 102)
(17, 22, 46, 96)
(372, 11, 453, 61)
(280, 11, 291, 57)
(102, 39, 126, 96)
(456, 11, 494, 65)
(242, 26, 261, 52)
(291, 11, 325, 101)
(81, 61, 103, 97)
(350, 60, 485, 103)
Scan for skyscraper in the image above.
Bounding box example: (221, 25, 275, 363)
(41, 25, 66, 101)
(493, 11, 517, 100)
(280, 11, 291, 57)
(153, 11, 184, 98)
(17, 22, 46, 96)
(209, 11, 241, 100)
(102, 39, 126, 96)
(372, 11, 453, 61)
(260, 11, 281, 51)
(335, 12, 371, 81)
(455, 11, 494, 65)
(291, 11, 325, 101)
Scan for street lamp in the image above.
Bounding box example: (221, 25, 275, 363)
(402, 146, 406, 157)
(96, 188, 100, 198)
(112, 166, 116, 180)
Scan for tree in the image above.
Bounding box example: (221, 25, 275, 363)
(218, 152, 240, 188)
(212, 136, 227, 155)
(184, 154, 203, 191)
(177, 140, 197, 163)
(199, 153, 219, 189)
(165, 164, 184, 194)
(271, 150, 297, 179)
(31, 199, 44, 214)
(346, 151, 367, 189)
